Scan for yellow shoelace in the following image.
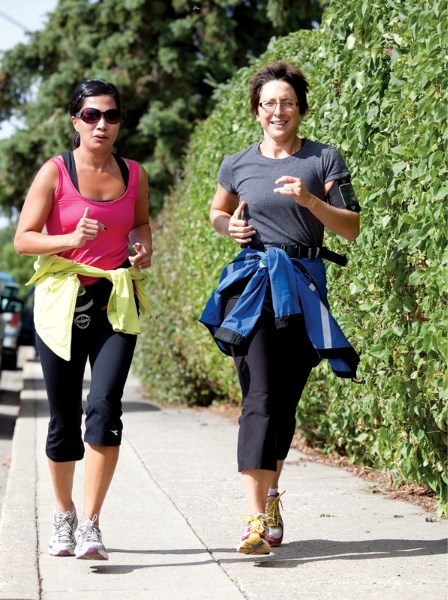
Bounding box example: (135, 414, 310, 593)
(265, 491, 285, 527)
(239, 513, 268, 533)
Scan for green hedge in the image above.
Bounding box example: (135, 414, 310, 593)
(134, 0, 447, 514)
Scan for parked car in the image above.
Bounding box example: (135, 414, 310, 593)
(0, 282, 22, 370)
(18, 285, 36, 348)
(0, 309, 4, 375)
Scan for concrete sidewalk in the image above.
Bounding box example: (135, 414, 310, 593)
(0, 359, 446, 600)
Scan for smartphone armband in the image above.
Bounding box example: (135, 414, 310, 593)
(328, 177, 361, 212)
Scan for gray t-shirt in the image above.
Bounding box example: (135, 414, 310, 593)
(217, 139, 350, 247)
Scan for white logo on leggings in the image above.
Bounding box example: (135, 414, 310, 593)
(74, 314, 91, 329)
(110, 430, 119, 436)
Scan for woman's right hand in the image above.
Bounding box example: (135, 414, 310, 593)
(71, 207, 107, 248)
(228, 201, 255, 244)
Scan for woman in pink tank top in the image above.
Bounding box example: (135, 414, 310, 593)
(14, 79, 152, 561)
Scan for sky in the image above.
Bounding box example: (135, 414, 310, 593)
(0, 0, 58, 138)
(0, 1, 57, 50)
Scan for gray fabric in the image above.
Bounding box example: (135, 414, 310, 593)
(217, 139, 350, 247)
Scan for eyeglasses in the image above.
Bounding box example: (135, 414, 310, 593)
(258, 101, 298, 113)
(75, 108, 121, 124)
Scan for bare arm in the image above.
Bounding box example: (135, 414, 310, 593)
(274, 177, 360, 242)
(128, 165, 152, 268)
(14, 160, 107, 256)
(210, 184, 255, 244)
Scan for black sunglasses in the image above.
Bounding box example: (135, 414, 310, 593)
(75, 108, 121, 124)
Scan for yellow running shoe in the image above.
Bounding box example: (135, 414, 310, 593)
(237, 513, 270, 555)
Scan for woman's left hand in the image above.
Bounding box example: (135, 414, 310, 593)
(273, 176, 313, 208)
(274, 175, 360, 242)
(129, 242, 152, 269)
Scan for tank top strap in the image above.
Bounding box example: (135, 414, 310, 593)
(61, 151, 79, 191)
(113, 153, 129, 188)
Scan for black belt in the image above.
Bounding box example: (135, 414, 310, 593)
(246, 243, 347, 266)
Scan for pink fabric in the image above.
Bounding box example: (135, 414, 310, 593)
(46, 157, 139, 284)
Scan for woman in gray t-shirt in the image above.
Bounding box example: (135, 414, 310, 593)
(208, 60, 361, 555)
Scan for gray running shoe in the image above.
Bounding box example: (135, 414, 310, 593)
(75, 515, 109, 560)
(48, 507, 78, 556)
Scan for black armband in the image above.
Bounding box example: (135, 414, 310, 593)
(327, 177, 361, 212)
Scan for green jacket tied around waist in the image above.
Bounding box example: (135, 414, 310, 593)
(27, 255, 150, 361)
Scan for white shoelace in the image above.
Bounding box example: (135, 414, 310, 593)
(77, 515, 102, 544)
(53, 511, 76, 543)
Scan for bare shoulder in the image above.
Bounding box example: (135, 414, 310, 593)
(30, 158, 59, 189)
(137, 163, 149, 185)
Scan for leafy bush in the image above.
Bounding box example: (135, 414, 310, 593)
(134, 0, 447, 514)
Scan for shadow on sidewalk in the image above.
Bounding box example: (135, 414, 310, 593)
(0, 388, 20, 407)
(0, 412, 19, 440)
(19, 398, 160, 414)
(0, 389, 20, 440)
(242, 537, 447, 566)
(82, 536, 448, 575)
(90, 548, 217, 574)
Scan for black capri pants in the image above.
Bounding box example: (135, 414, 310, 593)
(37, 279, 137, 462)
(224, 285, 319, 472)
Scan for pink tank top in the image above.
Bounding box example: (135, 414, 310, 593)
(46, 157, 139, 284)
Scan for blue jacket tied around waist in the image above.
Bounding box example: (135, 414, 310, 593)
(199, 247, 359, 379)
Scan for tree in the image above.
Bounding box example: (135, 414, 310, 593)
(0, 0, 325, 213)
(0, 225, 34, 287)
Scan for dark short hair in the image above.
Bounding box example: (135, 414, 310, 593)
(69, 79, 122, 148)
(249, 61, 308, 116)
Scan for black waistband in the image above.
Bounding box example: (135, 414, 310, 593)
(245, 243, 347, 266)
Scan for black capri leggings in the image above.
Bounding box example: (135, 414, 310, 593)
(37, 279, 137, 462)
(224, 288, 319, 472)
